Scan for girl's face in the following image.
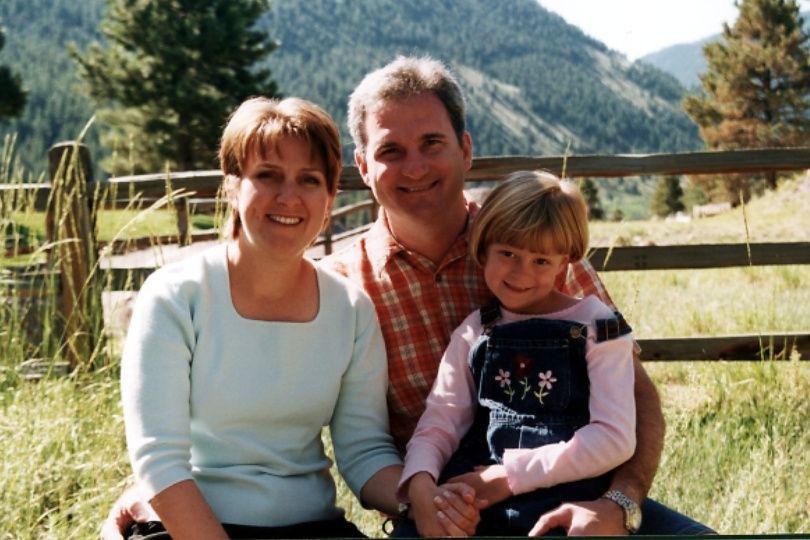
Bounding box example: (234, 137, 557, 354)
(234, 137, 333, 261)
(483, 242, 569, 314)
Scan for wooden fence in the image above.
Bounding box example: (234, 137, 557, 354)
(2, 143, 809, 369)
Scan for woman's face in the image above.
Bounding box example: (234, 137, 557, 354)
(234, 137, 333, 261)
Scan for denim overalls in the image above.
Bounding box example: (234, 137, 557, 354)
(438, 300, 632, 535)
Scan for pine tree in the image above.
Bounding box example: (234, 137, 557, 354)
(683, 0, 810, 198)
(650, 175, 685, 217)
(579, 178, 605, 220)
(0, 26, 27, 120)
(71, 0, 278, 174)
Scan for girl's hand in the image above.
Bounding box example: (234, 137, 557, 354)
(434, 482, 487, 536)
(447, 465, 512, 505)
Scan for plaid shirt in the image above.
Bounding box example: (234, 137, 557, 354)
(322, 202, 615, 452)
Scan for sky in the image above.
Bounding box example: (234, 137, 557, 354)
(538, 0, 810, 60)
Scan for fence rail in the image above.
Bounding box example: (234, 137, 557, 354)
(3, 143, 809, 367)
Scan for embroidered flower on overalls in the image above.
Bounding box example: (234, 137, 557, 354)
(534, 370, 557, 404)
(495, 369, 511, 388)
(538, 370, 557, 390)
(495, 369, 515, 402)
(513, 353, 534, 400)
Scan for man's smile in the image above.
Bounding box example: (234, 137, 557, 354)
(399, 180, 439, 193)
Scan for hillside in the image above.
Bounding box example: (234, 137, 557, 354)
(640, 10, 810, 88)
(0, 0, 699, 179)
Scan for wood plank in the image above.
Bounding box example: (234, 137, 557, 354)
(10, 148, 809, 196)
(638, 333, 810, 361)
(464, 147, 810, 182)
(588, 242, 810, 271)
(338, 147, 810, 189)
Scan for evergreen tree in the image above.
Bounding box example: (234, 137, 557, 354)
(71, 0, 278, 174)
(650, 175, 685, 217)
(580, 177, 605, 220)
(0, 26, 26, 120)
(684, 0, 810, 197)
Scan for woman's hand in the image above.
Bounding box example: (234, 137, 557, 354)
(447, 464, 512, 506)
(100, 486, 157, 540)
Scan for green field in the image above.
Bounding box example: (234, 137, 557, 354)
(1, 173, 808, 538)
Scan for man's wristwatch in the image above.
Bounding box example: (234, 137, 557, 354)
(601, 490, 642, 534)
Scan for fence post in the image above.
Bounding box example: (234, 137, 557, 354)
(47, 141, 101, 371)
(176, 197, 190, 246)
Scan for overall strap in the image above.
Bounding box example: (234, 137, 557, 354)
(478, 298, 502, 335)
(594, 311, 633, 342)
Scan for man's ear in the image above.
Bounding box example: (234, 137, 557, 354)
(355, 150, 370, 187)
(462, 131, 473, 171)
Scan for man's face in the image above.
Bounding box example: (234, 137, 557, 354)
(355, 92, 472, 229)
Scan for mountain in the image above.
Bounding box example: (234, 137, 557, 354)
(0, 0, 700, 179)
(640, 10, 810, 89)
(640, 37, 714, 89)
(0, 0, 105, 180)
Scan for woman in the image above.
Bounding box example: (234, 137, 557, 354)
(120, 97, 403, 539)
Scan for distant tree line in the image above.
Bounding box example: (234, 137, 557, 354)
(0, 27, 26, 120)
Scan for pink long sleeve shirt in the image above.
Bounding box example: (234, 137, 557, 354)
(400, 295, 636, 499)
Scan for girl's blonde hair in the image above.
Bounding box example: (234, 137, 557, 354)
(470, 170, 589, 265)
(218, 97, 342, 238)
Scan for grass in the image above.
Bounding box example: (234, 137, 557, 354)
(1, 157, 809, 537)
(648, 361, 810, 533)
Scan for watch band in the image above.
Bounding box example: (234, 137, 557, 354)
(601, 489, 642, 533)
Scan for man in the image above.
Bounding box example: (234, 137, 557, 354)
(325, 55, 712, 537)
(103, 56, 712, 537)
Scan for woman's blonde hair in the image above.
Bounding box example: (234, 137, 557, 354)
(218, 97, 342, 238)
(470, 170, 589, 265)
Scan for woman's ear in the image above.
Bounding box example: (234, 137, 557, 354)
(322, 194, 336, 231)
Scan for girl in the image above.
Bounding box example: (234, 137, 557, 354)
(399, 170, 637, 536)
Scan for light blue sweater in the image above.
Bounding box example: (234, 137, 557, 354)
(121, 245, 402, 527)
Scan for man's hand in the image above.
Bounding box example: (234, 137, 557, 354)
(447, 464, 512, 506)
(529, 498, 627, 537)
(100, 486, 156, 540)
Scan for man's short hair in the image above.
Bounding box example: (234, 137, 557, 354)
(469, 170, 590, 265)
(347, 55, 466, 154)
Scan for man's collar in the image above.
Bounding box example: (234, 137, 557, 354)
(366, 210, 403, 278)
(365, 199, 480, 278)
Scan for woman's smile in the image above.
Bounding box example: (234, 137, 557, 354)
(267, 213, 303, 225)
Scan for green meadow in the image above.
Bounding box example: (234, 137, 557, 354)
(1, 168, 808, 537)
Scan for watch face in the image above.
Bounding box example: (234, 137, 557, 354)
(627, 505, 642, 532)
(602, 490, 641, 533)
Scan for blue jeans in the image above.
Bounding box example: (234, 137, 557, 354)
(639, 498, 716, 535)
(390, 497, 715, 537)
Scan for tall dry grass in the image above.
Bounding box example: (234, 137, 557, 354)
(1, 139, 808, 536)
